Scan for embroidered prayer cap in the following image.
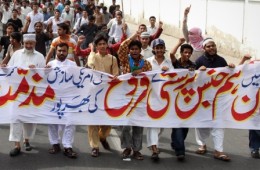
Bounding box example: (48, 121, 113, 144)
(23, 34, 36, 42)
(151, 38, 165, 48)
(140, 32, 150, 38)
(202, 37, 215, 47)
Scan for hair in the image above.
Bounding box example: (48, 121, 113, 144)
(149, 16, 156, 20)
(6, 22, 15, 29)
(180, 44, 193, 53)
(88, 15, 96, 21)
(57, 22, 70, 34)
(54, 9, 60, 13)
(34, 21, 43, 27)
(128, 40, 142, 49)
(10, 32, 22, 42)
(56, 42, 69, 50)
(32, 2, 39, 6)
(12, 9, 18, 13)
(93, 34, 108, 46)
(139, 24, 147, 29)
(103, 6, 107, 11)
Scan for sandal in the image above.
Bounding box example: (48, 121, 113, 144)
(64, 148, 77, 159)
(49, 144, 61, 154)
(122, 148, 132, 159)
(214, 151, 231, 162)
(133, 151, 144, 160)
(195, 146, 207, 154)
(24, 142, 32, 151)
(151, 152, 159, 161)
(10, 147, 21, 157)
(91, 148, 99, 157)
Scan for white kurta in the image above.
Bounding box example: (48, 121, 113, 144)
(47, 59, 77, 148)
(8, 49, 45, 142)
(146, 56, 174, 147)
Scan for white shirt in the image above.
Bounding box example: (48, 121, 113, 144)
(146, 56, 174, 71)
(141, 46, 153, 60)
(147, 26, 158, 35)
(18, 13, 26, 26)
(21, 6, 32, 16)
(48, 59, 77, 67)
(8, 49, 46, 68)
(108, 22, 130, 43)
(73, 17, 88, 31)
(61, 12, 74, 27)
(44, 16, 64, 33)
(1, 8, 12, 24)
(27, 11, 44, 33)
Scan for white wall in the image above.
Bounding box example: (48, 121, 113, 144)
(102, 0, 259, 59)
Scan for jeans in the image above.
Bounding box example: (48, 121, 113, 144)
(171, 128, 189, 156)
(249, 130, 260, 151)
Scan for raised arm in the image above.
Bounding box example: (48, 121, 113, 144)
(170, 38, 185, 63)
(182, 5, 191, 43)
(149, 21, 163, 43)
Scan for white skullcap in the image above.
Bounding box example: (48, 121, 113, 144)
(23, 34, 36, 42)
(140, 32, 150, 38)
(202, 37, 215, 47)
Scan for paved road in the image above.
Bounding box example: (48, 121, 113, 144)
(0, 124, 260, 170)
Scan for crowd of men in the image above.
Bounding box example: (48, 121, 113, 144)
(0, 0, 259, 162)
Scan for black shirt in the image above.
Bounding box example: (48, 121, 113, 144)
(35, 32, 52, 56)
(0, 36, 10, 59)
(76, 23, 98, 49)
(172, 58, 196, 69)
(195, 54, 228, 69)
(7, 18, 23, 32)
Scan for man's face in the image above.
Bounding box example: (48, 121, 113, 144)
(140, 37, 149, 46)
(204, 42, 217, 55)
(129, 45, 141, 59)
(139, 26, 147, 33)
(32, 5, 38, 11)
(24, 41, 35, 51)
(56, 45, 68, 61)
(82, 11, 87, 17)
(150, 18, 156, 25)
(55, 11, 60, 17)
(65, 5, 70, 12)
(57, 27, 66, 36)
(34, 23, 43, 33)
(96, 40, 108, 53)
(153, 45, 165, 56)
(22, 1, 26, 6)
(6, 26, 14, 34)
(88, 19, 95, 26)
(181, 48, 192, 61)
(12, 11, 18, 18)
(116, 15, 122, 23)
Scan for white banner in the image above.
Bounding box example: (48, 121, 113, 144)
(0, 63, 260, 129)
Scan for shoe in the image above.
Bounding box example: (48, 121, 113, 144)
(10, 148, 21, 157)
(251, 150, 260, 159)
(24, 142, 32, 151)
(177, 154, 185, 161)
(122, 148, 132, 160)
(151, 152, 159, 161)
(64, 148, 77, 159)
(91, 148, 99, 157)
(100, 139, 110, 150)
(48, 144, 61, 154)
(133, 151, 144, 160)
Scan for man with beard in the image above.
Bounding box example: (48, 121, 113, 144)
(45, 42, 78, 158)
(194, 38, 235, 162)
(4, 34, 46, 157)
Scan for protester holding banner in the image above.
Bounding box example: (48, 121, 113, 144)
(194, 37, 235, 161)
(46, 42, 78, 159)
(117, 32, 152, 160)
(146, 38, 174, 161)
(86, 34, 119, 157)
(6, 34, 46, 157)
(170, 37, 196, 161)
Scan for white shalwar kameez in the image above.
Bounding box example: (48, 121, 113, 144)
(47, 59, 77, 148)
(8, 49, 46, 142)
